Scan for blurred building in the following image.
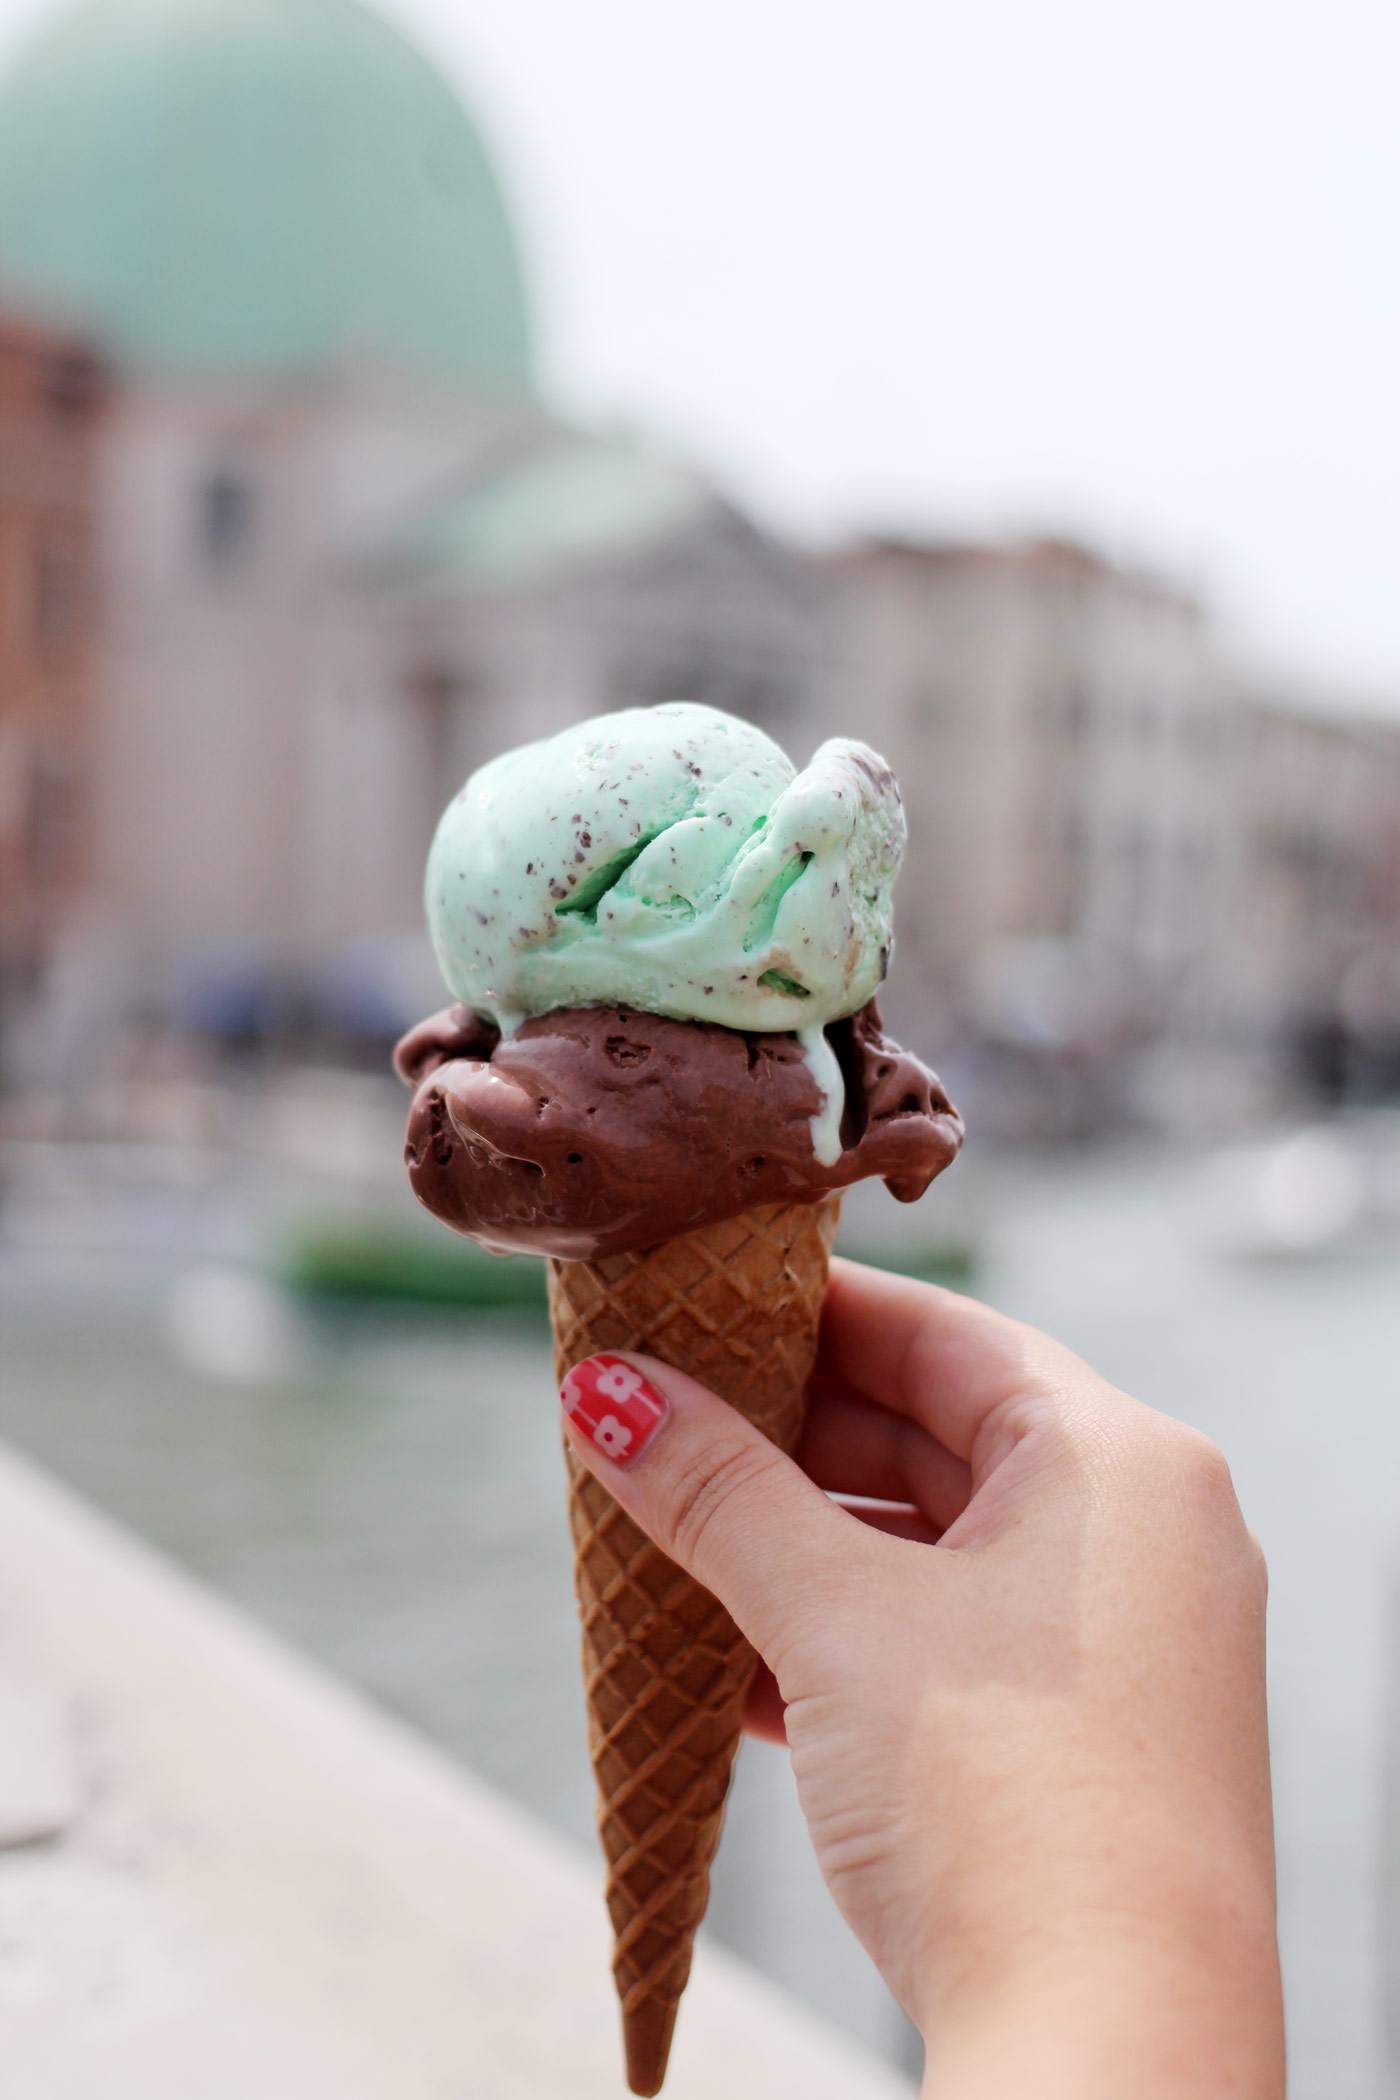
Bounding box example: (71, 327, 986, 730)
(822, 538, 1225, 1112)
(821, 538, 1400, 1125)
(822, 538, 1400, 1122)
(0, 0, 1395, 1124)
(0, 314, 105, 1013)
(0, 0, 820, 1047)
(1221, 687, 1400, 1098)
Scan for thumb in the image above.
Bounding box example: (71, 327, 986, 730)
(559, 1351, 848, 1661)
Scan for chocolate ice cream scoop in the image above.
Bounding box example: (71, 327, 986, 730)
(394, 1000, 962, 1260)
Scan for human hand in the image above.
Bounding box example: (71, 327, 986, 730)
(559, 1259, 1283, 2098)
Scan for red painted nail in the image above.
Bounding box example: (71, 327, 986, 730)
(560, 1355, 669, 1467)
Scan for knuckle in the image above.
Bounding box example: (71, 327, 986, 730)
(665, 1435, 777, 1570)
(1158, 1425, 1265, 1586)
(1169, 1424, 1236, 1499)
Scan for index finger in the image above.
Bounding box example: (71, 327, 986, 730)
(816, 1258, 1084, 1461)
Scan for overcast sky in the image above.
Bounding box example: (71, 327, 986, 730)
(3, 0, 1397, 698)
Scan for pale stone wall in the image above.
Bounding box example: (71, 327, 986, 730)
(0, 1439, 915, 2100)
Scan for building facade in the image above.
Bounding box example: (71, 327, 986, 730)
(823, 537, 1400, 1122)
(0, 0, 822, 1044)
(0, 0, 1395, 1121)
(822, 539, 1225, 1060)
(1221, 689, 1400, 1094)
(0, 315, 104, 999)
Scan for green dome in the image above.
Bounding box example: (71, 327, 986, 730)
(0, 0, 533, 391)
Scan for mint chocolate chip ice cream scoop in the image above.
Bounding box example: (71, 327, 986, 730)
(423, 701, 908, 1158)
(399, 702, 961, 1257)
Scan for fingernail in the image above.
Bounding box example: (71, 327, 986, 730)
(560, 1355, 669, 1467)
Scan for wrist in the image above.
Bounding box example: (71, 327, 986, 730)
(916, 1897, 1282, 2100)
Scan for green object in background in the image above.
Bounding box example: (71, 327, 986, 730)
(278, 1219, 547, 1316)
(0, 0, 532, 393)
(846, 1239, 976, 1289)
(275, 1215, 974, 1314)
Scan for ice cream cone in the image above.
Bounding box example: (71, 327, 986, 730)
(548, 1196, 840, 2096)
(398, 702, 962, 2085)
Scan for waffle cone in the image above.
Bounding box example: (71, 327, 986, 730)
(548, 1196, 840, 2096)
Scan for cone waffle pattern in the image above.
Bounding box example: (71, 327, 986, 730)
(548, 1197, 839, 2096)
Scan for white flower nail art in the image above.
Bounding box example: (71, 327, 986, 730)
(561, 1357, 667, 1465)
(595, 1363, 644, 1404)
(560, 1368, 587, 1411)
(594, 1414, 633, 1458)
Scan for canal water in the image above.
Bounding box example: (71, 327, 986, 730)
(2, 1140, 1397, 2097)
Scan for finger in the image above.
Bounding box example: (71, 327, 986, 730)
(797, 1378, 972, 1528)
(818, 1258, 1095, 1461)
(559, 1350, 869, 1661)
(742, 1497, 937, 1746)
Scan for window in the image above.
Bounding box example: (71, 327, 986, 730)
(1063, 682, 1091, 744)
(910, 683, 955, 732)
(197, 468, 255, 568)
(409, 662, 467, 840)
(44, 349, 100, 422)
(23, 749, 74, 886)
(34, 542, 81, 646)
